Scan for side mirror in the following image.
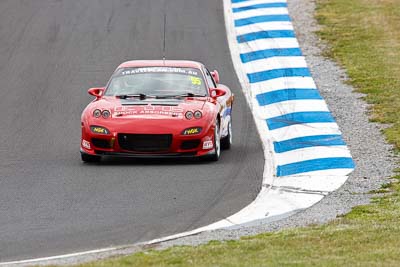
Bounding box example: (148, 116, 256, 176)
(211, 70, 220, 84)
(88, 87, 105, 99)
(210, 88, 226, 99)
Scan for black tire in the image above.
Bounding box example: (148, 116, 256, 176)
(221, 118, 232, 150)
(81, 152, 101, 163)
(204, 120, 221, 162)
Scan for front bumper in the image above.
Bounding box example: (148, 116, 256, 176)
(80, 127, 215, 158)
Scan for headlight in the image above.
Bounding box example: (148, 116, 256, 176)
(194, 110, 202, 119)
(93, 109, 102, 118)
(102, 110, 111, 119)
(185, 111, 194, 120)
(90, 126, 110, 134)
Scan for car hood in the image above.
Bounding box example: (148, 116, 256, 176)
(92, 97, 208, 120)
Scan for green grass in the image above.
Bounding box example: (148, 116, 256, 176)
(64, 1, 400, 266)
(316, 0, 400, 151)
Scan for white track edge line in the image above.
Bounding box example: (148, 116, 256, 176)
(0, 248, 119, 265)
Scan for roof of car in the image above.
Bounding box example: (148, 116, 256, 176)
(117, 60, 204, 69)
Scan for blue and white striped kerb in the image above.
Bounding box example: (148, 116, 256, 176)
(230, 0, 355, 178)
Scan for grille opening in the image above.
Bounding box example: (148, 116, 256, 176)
(92, 138, 112, 149)
(181, 140, 201, 150)
(118, 134, 172, 152)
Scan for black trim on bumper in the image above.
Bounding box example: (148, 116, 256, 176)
(94, 150, 197, 158)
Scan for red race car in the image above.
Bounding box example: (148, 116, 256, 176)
(80, 60, 234, 162)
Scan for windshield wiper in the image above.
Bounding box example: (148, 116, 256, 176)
(117, 94, 153, 100)
(157, 93, 206, 99)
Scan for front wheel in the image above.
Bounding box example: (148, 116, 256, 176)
(221, 118, 232, 150)
(81, 152, 101, 163)
(203, 120, 221, 162)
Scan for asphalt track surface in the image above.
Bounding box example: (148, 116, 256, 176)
(0, 0, 264, 262)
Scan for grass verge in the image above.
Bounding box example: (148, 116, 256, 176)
(316, 0, 400, 151)
(65, 0, 400, 266)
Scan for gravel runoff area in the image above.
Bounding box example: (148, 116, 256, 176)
(16, 0, 397, 266)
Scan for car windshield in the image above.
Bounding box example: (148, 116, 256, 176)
(105, 67, 207, 97)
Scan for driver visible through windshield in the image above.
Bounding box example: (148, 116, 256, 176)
(105, 67, 207, 97)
